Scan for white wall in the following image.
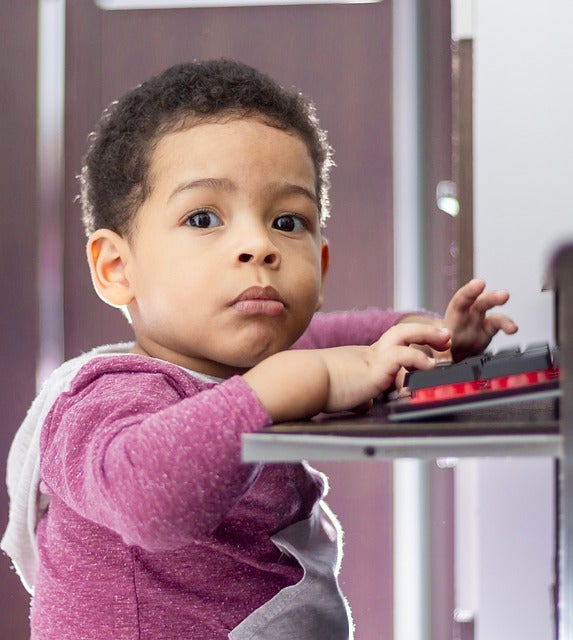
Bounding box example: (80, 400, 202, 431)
(474, 0, 573, 349)
(457, 2, 573, 639)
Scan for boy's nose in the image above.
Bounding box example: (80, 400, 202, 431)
(238, 252, 279, 265)
(235, 230, 281, 267)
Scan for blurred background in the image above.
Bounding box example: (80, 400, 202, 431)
(1, 1, 572, 638)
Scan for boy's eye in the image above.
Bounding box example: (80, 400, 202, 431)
(273, 214, 307, 233)
(185, 210, 222, 229)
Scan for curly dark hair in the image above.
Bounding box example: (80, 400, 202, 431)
(79, 59, 334, 237)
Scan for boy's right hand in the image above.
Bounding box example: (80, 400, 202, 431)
(319, 323, 451, 413)
(243, 323, 451, 422)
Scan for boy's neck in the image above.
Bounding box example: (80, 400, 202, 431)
(129, 342, 248, 380)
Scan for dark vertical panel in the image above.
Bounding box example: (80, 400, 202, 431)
(63, 4, 395, 638)
(64, 2, 117, 357)
(453, 39, 474, 285)
(318, 459, 394, 639)
(0, 3, 39, 638)
(420, 0, 456, 313)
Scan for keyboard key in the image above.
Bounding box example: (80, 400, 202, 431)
(405, 359, 480, 390)
(481, 344, 552, 379)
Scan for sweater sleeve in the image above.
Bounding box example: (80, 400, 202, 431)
(292, 308, 407, 350)
(40, 357, 271, 552)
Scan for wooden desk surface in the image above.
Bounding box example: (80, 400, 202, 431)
(242, 396, 561, 462)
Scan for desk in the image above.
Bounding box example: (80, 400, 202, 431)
(243, 400, 560, 638)
(243, 398, 560, 463)
(241, 243, 573, 640)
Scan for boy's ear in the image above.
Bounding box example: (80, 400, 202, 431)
(316, 236, 330, 311)
(86, 229, 135, 308)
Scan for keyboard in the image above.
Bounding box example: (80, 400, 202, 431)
(387, 342, 561, 421)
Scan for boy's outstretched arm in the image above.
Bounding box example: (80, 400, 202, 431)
(243, 323, 451, 423)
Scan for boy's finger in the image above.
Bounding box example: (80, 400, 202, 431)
(471, 290, 511, 314)
(483, 314, 518, 336)
(447, 278, 487, 313)
(459, 278, 487, 301)
(397, 346, 438, 372)
(381, 324, 451, 348)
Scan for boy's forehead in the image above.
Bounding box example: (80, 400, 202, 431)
(149, 117, 317, 191)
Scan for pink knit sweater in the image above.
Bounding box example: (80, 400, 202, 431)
(29, 309, 403, 639)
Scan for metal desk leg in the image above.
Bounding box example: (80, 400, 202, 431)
(555, 246, 573, 639)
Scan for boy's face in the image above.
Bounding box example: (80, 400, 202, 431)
(121, 117, 327, 377)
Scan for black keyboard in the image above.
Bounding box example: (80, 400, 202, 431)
(387, 342, 560, 421)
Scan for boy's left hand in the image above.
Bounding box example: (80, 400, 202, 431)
(444, 278, 518, 361)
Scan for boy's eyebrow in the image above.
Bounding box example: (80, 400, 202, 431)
(168, 177, 235, 201)
(168, 178, 317, 204)
(265, 182, 317, 204)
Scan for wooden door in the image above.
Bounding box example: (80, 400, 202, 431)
(0, 1, 456, 637)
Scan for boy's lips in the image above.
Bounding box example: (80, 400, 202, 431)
(231, 286, 286, 316)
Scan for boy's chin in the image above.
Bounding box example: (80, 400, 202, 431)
(223, 346, 291, 374)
